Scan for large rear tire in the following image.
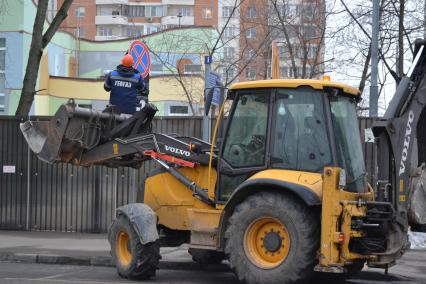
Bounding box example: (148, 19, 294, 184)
(109, 215, 160, 280)
(225, 192, 319, 284)
(188, 248, 225, 265)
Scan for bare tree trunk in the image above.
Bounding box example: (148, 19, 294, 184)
(15, 0, 49, 116)
(359, 45, 372, 94)
(15, 0, 74, 116)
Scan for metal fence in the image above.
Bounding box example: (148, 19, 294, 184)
(0, 116, 374, 233)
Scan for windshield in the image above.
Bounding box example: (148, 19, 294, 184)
(330, 96, 367, 193)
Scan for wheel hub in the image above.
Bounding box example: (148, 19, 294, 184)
(263, 231, 282, 252)
(116, 230, 132, 267)
(244, 217, 291, 269)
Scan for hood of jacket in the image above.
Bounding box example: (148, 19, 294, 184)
(116, 64, 139, 77)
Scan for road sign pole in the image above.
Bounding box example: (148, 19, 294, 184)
(203, 56, 212, 142)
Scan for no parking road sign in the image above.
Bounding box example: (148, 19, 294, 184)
(129, 40, 151, 78)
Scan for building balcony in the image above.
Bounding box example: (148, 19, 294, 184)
(95, 15, 129, 25)
(163, 0, 194, 5)
(161, 16, 194, 26)
(95, 35, 127, 41)
(96, 0, 128, 4)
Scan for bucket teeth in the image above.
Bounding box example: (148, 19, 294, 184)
(20, 121, 47, 154)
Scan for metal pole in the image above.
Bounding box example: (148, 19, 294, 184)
(202, 59, 211, 142)
(112, 168, 117, 221)
(25, 145, 31, 230)
(93, 167, 100, 233)
(370, 0, 380, 117)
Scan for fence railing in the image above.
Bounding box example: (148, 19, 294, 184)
(0, 116, 375, 233)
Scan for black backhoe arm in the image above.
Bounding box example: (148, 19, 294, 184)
(372, 39, 426, 230)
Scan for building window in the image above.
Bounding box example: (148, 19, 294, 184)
(75, 6, 85, 18)
(278, 45, 292, 58)
(223, 26, 238, 38)
(126, 27, 144, 37)
(98, 26, 113, 36)
(247, 48, 256, 59)
(75, 27, 85, 37)
(170, 105, 189, 115)
(224, 67, 235, 81)
(128, 6, 145, 17)
(222, 6, 235, 18)
(247, 7, 257, 18)
(0, 38, 5, 113)
(147, 25, 159, 34)
(303, 5, 315, 20)
(184, 64, 202, 74)
(224, 46, 235, 59)
(308, 45, 318, 59)
(0, 38, 5, 70)
(303, 26, 317, 39)
(150, 63, 163, 72)
(146, 6, 163, 17)
(202, 7, 213, 19)
(246, 68, 256, 80)
(178, 7, 192, 17)
(285, 4, 299, 17)
(280, 67, 292, 78)
(245, 27, 257, 39)
(0, 93, 5, 112)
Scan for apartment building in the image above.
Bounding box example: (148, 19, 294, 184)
(217, 0, 240, 84)
(217, 0, 325, 83)
(56, 0, 324, 82)
(57, 0, 218, 41)
(235, 0, 325, 81)
(238, 0, 269, 82)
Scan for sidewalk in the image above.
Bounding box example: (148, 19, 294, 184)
(0, 231, 217, 270)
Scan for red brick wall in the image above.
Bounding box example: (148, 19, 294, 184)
(239, 0, 269, 81)
(58, 0, 96, 40)
(194, 0, 218, 27)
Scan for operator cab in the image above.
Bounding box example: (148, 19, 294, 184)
(216, 79, 367, 201)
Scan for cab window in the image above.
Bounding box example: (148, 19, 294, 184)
(218, 91, 269, 201)
(271, 88, 332, 172)
(222, 93, 269, 168)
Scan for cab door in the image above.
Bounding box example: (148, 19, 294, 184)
(216, 89, 272, 202)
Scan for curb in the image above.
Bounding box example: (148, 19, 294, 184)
(0, 252, 230, 272)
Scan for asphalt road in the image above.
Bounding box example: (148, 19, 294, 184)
(0, 250, 425, 284)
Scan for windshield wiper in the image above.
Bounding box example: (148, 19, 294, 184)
(346, 171, 367, 185)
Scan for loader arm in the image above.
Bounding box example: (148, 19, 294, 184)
(21, 100, 216, 205)
(372, 39, 426, 231)
(21, 100, 213, 168)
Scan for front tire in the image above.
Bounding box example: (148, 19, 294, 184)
(225, 192, 319, 284)
(109, 215, 160, 280)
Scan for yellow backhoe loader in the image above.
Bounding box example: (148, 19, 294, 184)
(21, 40, 426, 284)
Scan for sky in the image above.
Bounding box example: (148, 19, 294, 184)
(323, 0, 424, 115)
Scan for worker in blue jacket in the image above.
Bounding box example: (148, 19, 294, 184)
(104, 54, 146, 115)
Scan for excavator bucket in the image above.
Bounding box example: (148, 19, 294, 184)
(21, 118, 66, 164)
(20, 100, 157, 166)
(20, 103, 78, 164)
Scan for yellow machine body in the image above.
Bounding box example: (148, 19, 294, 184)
(144, 166, 375, 266)
(142, 79, 392, 270)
